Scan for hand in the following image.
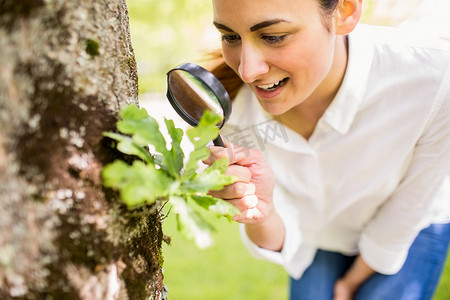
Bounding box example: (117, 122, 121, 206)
(203, 141, 276, 224)
(333, 278, 357, 300)
(333, 256, 376, 300)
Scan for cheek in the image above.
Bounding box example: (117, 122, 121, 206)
(222, 48, 241, 74)
(286, 37, 335, 80)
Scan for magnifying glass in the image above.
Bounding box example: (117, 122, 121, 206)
(166, 63, 231, 147)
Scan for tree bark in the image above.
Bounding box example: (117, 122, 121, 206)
(0, 1, 164, 299)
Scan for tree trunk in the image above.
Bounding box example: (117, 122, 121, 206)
(0, 1, 164, 299)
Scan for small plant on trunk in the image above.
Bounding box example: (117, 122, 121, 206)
(102, 104, 238, 248)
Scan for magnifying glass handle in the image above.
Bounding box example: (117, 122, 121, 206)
(213, 134, 226, 147)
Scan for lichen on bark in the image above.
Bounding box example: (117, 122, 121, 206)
(0, 1, 164, 299)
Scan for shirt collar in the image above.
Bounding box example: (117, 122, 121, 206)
(322, 24, 374, 134)
(227, 24, 374, 135)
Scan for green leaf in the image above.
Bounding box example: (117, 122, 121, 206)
(164, 118, 184, 178)
(102, 105, 239, 248)
(103, 132, 154, 164)
(190, 195, 240, 222)
(117, 104, 169, 155)
(102, 159, 130, 187)
(170, 196, 214, 248)
(102, 160, 173, 208)
(183, 110, 222, 179)
(114, 104, 187, 178)
(181, 157, 237, 194)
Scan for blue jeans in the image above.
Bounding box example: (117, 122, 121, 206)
(289, 223, 450, 300)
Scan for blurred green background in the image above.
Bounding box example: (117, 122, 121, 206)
(126, 0, 449, 299)
(128, 0, 218, 94)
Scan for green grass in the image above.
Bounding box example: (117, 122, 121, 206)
(161, 213, 288, 300)
(162, 212, 450, 300)
(435, 253, 450, 300)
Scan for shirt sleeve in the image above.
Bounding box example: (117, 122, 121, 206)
(239, 185, 303, 267)
(358, 74, 450, 274)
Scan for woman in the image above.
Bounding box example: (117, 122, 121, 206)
(203, 0, 450, 299)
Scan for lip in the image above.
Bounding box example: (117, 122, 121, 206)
(253, 78, 289, 99)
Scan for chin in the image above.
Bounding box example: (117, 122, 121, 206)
(256, 93, 297, 117)
(259, 102, 289, 116)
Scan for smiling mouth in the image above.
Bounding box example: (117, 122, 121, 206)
(257, 78, 288, 91)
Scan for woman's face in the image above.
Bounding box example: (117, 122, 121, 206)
(212, 0, 343, 115)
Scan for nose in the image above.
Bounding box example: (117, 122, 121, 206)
(238, 43, 269, 83)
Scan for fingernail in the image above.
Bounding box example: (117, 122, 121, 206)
(243, 195, 258, 208)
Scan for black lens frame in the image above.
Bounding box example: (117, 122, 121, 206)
(166, 63, 231, 128)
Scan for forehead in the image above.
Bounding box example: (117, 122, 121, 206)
(212, 0, 320, 27)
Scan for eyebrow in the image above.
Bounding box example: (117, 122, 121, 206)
(213, 21, 234, 32)
(213, 19, 290, 33)
(250, 19, 289, 32)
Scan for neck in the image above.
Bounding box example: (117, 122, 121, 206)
(303, 34, 349, 112)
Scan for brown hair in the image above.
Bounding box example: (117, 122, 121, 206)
(205, 0, 340, 101)
(204, 50, 243, 101)
(319, 0, 340, 16)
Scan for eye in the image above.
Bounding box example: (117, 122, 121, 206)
(221, 34, 241, 45)
(261, 35, 287, 45)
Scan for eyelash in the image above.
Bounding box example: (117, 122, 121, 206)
(221, 34, 241, 45)
(221, 34, 287, 45)
(262, 35, 287, 44)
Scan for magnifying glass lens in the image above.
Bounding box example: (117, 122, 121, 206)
(166, 63, 232, 147)
(168, 69, 224, 127)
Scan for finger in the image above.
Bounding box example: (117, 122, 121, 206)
(224, 195, 259, 211)
(232, 207, 265, 223)
(209, 182, 256, 200)
(225, 165, 252, 183)
(204, 141, 261, 166)
(203, 136, 233, 165)
(203, 146, 231, 165)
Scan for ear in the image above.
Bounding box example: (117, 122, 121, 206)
(335, 0, 362, 35)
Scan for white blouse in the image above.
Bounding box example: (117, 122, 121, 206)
(220, 24, 450, 279)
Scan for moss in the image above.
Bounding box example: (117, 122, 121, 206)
(85, 39, 100, 57)
(120, 211, 164, 299)
(157, 248, 164, 268)
(127, 55, 136, 68)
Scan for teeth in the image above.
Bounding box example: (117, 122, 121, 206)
(258, 81, 279, 90)
(257, 79, 285, 91)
